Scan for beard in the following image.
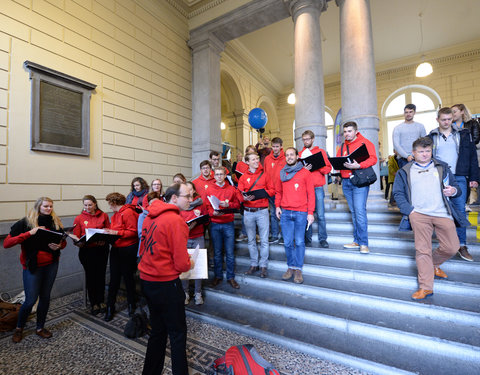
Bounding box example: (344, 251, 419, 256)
(286, 159, 297, 166)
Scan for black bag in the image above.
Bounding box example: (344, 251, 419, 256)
(124, 307, 149, 339)
(351, 167, 377, 187)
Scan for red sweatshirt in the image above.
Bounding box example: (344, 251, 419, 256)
(235, 161, 249, 176)
(138, 200, 191, 282)
(179, 197, 208, 239)
(205, 182, 242, 224)
(193, 174, 215, 202)
(73, 209, 110, 235)
(299, 146, 332, 187)
(264, 150, 286, 183)
(110, 204, 139, 248)
(275, 167, 315, 214)
(238, 167, 275, 208)
(336, 132, 377, 179)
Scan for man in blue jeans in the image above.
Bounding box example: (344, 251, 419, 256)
(428, 107, 479, 261)
(336, 122, 378, 254)
(275, 148, 315, 284)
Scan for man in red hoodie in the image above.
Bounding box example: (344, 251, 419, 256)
(193, 160, 215, 202)
(238, 152, 275, 278)
(275, 147, 315, 284)
(336, 121, 378, 254)
(206, 166, 242, 289)
(264, 137, 286, 243)
(299, 130, 332, 248)
(138, 183, 193, 375)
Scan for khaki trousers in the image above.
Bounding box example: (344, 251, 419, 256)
(409, 211, 459, 290)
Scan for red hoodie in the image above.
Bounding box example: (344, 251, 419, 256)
(138, 200, 191, 282)
(238, 167, 275, 208)
(336, 132, 377, 179)
(264, 150, 286, 182)
(73, 209, 110, 245)
(179, 197, 208, 239)
(110, 204, 139, 248)
(299, 146, 332, 187)
(193, 174, 215, 202)
(275, 167, 315, 214)
(235, 161, 249, 176)
(205, 182, 242, 224)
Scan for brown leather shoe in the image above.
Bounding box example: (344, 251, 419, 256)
(293, 269, 304, 284)
(434, 266, 448, 279)
(227, 279, 240, 289)
(411, 289, 433, 300)
(210, 277, 222, 287)
(282, 268, 294, 280)
(12, 328, 23, 343)
(36, 328, 53, 339)
(244, 266, 259, 275)
(260, 267, 268, 278)
(458, 246, 474, 262)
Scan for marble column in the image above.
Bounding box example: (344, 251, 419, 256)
(336, 0, 380, 190)
(188, 34, 224, 176)
(287, 0, 328, 149)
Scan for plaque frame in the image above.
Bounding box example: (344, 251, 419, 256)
(24, 61, 96, 156)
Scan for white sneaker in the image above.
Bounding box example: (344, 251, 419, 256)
(194, 292, 204, 305)
(184, 292, 190, 305)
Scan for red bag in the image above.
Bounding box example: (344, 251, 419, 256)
(208, 344, 280, 375)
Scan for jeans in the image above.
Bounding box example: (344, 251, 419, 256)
(306, 186, 327, 243)
(79, 245, 109, 306)
(452, 175, 468, 245)
(268, 196, 280, 238)
(280, 209, 308, 269)
(107, 243, 138, 307)
(244, 208, 270, 268)
(342, 178, 370, 246)
(182, 237, 204, 294)
(211, 222, 235, 280)
(141, 279, 188, 375)
(17, 261, 59, 329)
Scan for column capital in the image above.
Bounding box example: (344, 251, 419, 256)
(285, 0, 328, 20)
(188, 32, 225, 55)
(335, 0, 345, 7)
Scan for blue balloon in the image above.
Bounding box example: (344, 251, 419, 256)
(248, 108, 268, 129)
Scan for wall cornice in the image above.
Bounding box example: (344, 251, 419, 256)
(165, 0, 229, 19)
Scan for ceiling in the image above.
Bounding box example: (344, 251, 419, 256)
(215, 0, 480, 90)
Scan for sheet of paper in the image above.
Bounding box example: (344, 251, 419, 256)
(207, 195, 221, 210)
(301, 148, 313, 158)
(180, 246, 208, 280)
(85, 228, 108, 241)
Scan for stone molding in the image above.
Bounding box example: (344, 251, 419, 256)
(165, 0, 228, 19)
(285, 0, 328, 19)
(188, 33, 225, 54)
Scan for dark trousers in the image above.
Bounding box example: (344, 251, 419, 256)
(142, 278, 188, 375)
(79, 245, 109, 306)
(107, 243, 138, 307)
(17, 261, 58, 330)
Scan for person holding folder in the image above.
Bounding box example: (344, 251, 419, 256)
(72, 195, 111, 316)
(4, 197, 66, 343)
(238, 152, 275, 278)
(336, 122, 377, 254)
(299, 130, 332, 248)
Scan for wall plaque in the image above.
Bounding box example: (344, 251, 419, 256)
(24, 61, 96, 156)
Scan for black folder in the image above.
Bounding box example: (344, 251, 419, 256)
(186, 214, 210, 226)
(74, 232, 120, 246)
(242, 188, 270, 201)
(328, 144, 370, 170)
(300, 151, 326, 171)
(34, 228, 66, 250)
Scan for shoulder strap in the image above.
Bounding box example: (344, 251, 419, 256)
(247, 172, 264, 192)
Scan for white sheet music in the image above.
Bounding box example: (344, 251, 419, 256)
(180, 245, 208, 280)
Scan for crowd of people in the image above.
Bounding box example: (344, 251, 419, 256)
(3, 102, 479, 374)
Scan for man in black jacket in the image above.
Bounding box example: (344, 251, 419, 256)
(428, 107, 479, 262)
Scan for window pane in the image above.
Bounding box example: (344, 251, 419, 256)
(325, 112, 334, 126)
(412, 92, 435, 112)
(326, 127, 334, 156)
(414, 111, 437, 134)
(386, 94, 405, 117)
(387, 119, 405, 156)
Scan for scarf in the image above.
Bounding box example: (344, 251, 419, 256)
(126, 189, 148, 205)
(280, 161, 304, 182)
(187, 197, 203, 211)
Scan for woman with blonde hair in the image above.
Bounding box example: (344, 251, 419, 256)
(4, 197, 66, 343)
(451, 103, 480, 144)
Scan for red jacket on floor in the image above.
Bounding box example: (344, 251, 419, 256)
(275, 167, 315, 214)
(336, 132, 377, 179)
(206, 182, 242, 224)
(138, 200, 191, 282)
(299, 146, 332, 187)
(238, 168, 275, 208)
(110, 204, 139, 248)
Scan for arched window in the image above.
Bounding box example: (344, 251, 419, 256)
(382, 85, 441, 156)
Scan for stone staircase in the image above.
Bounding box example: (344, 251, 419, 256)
(186, 195, 480, 375)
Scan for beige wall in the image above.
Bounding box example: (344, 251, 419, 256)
(0, 0, 192, 221)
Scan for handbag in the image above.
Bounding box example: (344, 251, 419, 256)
(342, 143, 377, 187)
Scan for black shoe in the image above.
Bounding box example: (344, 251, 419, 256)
(320, 240, 329, 248)
(279, 238, 284, 245)
(91, 304, 101, 316)
(104, 306, 115, 322)
(99, 303, 107, 314)
(127, 304, 136, 317)
(268, 236, 279, 244)
(305, 241, 312, 247)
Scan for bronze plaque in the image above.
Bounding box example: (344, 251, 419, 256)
(39, 81, 83, 148)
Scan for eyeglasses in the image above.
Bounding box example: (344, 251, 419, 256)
(152, 183, 162, 186)
(177, 194, 192, 199)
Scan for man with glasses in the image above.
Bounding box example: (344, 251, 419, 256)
(206, 166, 242, 289)
(193, 160, 215, 202)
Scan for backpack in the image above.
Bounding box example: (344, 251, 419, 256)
(0, 301, 21, 332)
(208, 344, 280, 375)
(124, 306, 149, 339)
